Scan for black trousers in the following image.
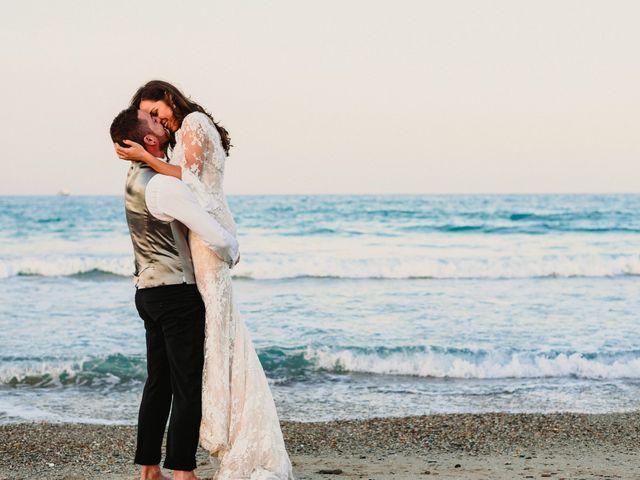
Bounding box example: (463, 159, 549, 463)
(133, 283, 205, 471)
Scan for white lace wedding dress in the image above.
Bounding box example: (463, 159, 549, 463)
(172, 112, 295, 480)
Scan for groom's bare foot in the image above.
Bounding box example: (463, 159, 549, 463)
(173, 470, 199, 480)
(140, 464, 170, 480)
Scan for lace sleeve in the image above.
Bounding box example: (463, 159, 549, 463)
(181, 113, 208, 179)
(178, 113, 221, 215)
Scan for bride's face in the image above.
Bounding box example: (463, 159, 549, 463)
(139, 99, 179, 133)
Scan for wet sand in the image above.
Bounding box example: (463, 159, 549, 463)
(1, 412, 639, 479)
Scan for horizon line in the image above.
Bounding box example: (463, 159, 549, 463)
(2, 191, 640, 197)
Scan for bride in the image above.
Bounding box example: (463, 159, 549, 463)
(116, 80, 295, 480)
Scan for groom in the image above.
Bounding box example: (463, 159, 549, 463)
(110, 106, 239, 480)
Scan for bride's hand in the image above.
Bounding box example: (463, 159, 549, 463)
(114, 140, 150, 163)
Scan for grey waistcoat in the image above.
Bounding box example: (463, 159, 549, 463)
(124, 162, 195, 289)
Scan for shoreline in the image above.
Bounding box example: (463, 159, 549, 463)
(1, 411, 639, 479)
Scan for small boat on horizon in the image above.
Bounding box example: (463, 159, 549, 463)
(57, 188, 71, 196)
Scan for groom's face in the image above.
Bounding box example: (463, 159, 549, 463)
(138, 110, 169, 147)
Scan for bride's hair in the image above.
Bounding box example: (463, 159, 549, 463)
(130, 80, 232, 155)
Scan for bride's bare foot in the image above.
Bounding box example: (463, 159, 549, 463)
(172, 470, 199, 480)
(140, 464, 170, 480)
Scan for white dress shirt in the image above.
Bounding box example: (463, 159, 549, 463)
(145, 173, 239, 267)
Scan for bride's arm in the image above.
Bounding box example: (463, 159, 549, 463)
(114, 141, 182, 179)
(180, 115, 207, 179)
(174, 115, 221, 213)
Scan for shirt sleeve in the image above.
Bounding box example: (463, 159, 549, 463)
(145, 174, 239, 267)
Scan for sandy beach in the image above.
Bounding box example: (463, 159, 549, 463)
(1, 411, 638, 479)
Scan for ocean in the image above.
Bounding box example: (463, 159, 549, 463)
(0, 194, 639, 424)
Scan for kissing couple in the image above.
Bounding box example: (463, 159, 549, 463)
(110, 80, 295, 480)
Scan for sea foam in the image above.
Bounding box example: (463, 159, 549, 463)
(3, 347, 640, 387)
(305, 346, 640, 379)
(2, 253, 639, 280)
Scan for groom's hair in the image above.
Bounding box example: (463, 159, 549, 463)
(110, 106, 148, 148)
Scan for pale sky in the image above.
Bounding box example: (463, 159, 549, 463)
(1, 0, 639, 195)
